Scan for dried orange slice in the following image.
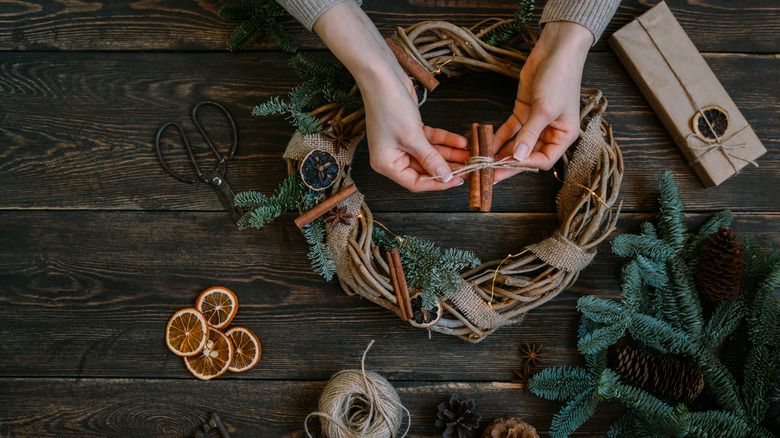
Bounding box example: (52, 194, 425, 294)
(225, 327, 261, 372)
(184, 327, 234, 380)
(196, 286, 238, 329)
(166, 308, 208, 357)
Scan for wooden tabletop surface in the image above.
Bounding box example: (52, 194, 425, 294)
(0, 1, 777, 436)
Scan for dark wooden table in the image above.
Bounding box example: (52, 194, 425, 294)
(0, 1, 777, 436)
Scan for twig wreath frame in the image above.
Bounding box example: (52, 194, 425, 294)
(251, 14, 623, 343)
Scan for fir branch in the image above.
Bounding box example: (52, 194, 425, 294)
(221, 0, 297, 52)
(549, 390, 599, 438)
(577, 323, 627, 355)
(252, 96, 322, 134)
(612, 234, 676, 262)
(481, 0, 535, 47)
(322, 86, 363, 112)
(266, 19, 297, 53)
(219, 0, 260, 19)
(741, 344, 772, 423)
(528, 366, 597, 401)
(635, 255, 668, 288)
(576, 295, 628, 325)
(620, 260, 649, 314)
(687, 410, 774, 438)
(656, 170, 688, 250)
(702, 298, 744, 348)
(596, 369, 676, 421)
(303, 219, 336, 281)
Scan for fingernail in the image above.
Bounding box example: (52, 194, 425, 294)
(435, 165, 453, 183)
(455, 178, 464, 186)
(514, 143, 529, 161)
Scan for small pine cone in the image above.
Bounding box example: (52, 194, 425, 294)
(435, 394, 481, 438)
(696, 226, 744, 302)
(614, 346, 704, 403)
(482, 417, 539, 438)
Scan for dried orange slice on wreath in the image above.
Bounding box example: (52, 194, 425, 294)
(166, 308, 208, 357)
(184, 327, 234, 380)
(196, 286, 238, 329)
(225, 326, 261, 372)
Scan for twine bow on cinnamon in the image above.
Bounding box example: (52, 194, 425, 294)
(420, 156, 537, 182)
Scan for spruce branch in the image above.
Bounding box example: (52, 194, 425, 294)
(220, 0, 297, 52)
(656, 170, 688, 250)
(549, 390, 599, 438)
(528, 366, 597, 401)
(481, 0, 535, 47)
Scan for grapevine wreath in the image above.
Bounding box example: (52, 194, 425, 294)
(236, 7, 623, 342)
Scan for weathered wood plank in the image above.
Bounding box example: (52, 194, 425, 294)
(0, 378, 623, 437)
(1, 211, 776, 379)
(0, 52, 776, 212)
(0, 1, 777, 53)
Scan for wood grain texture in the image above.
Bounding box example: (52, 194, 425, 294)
(0, 1, 777, 52)
(0, 378, 623, 437)
(1, 211, 777, 379)
(0, 52, 776, 212)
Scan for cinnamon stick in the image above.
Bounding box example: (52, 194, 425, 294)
(468, 123, 481, 210)
(386, 250, 409, 320)
(478, 124, 494, 212)
(294, 184, 358, 229)
(390, 247, 413, 320)
(385, 37, 440, 92)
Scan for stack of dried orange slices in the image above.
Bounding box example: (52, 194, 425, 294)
(166, 286, 261, 380)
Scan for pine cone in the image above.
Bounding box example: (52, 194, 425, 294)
(696, 226, 744, 302)
(615, 346, 704, 403)
(482, 417, 539, 438)
(435, 394, 481, 438)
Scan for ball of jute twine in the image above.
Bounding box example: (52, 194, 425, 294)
(305, 341, 410, 438)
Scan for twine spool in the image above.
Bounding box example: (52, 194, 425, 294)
(305, 341, 409, 438)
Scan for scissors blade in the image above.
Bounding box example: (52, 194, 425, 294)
(204, 160, 241, 224)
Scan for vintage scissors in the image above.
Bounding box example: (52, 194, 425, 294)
(154, 101, 241, 223)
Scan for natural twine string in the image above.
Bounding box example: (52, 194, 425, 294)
(304, 340, 410, 438)
(421, 156, 538, 182)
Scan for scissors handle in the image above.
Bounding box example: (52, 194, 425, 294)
(192, 101, 238, 161)
(154, 121, 199, 183)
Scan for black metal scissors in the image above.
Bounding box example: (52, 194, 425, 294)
(154, 101, 241, 223)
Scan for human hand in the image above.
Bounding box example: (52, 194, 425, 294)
(493, 21, 593, 183)
(362, 67, 469, 192)
(312, 1, 468, 192)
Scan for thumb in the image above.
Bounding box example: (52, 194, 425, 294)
(512, 107, 554, 161)
(407, 140, 453, 183)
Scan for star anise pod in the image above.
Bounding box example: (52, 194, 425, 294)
(512, 366, 530, 392)
(320, 120, 355, 154)
(323, 206, 354, 229)
(519, 343, 545, 367)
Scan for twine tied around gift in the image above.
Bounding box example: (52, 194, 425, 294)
(420, 156, 537, 182)
(637, 19, 759, 174)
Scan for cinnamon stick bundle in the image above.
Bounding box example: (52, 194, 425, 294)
(386, 248, 411, 320)
(468, 123, 481, 210)
(478, 124, 494, 212)
(385, 38, 440, 92)
(294, 184, 358, 229)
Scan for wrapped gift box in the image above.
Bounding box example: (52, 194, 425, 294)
(609, 1, 766, 187)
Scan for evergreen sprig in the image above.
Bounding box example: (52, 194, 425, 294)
(220, 0, 297, 52)
(252, 54, 358, 134)
(529, 171, 778, 437)
(373, 227, 481, 308)
(481, 0, 535, 47)
(235, 175, 336, 280)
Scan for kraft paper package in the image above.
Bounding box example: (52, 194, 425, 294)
(609, 1, 766, 187)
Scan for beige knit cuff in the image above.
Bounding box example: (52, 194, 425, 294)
(540, 0, 621, 44)
(276, 0, 363, 31)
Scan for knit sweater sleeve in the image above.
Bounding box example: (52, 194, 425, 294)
(275, 0, 362, 31)
(540, 0, 621, 44)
